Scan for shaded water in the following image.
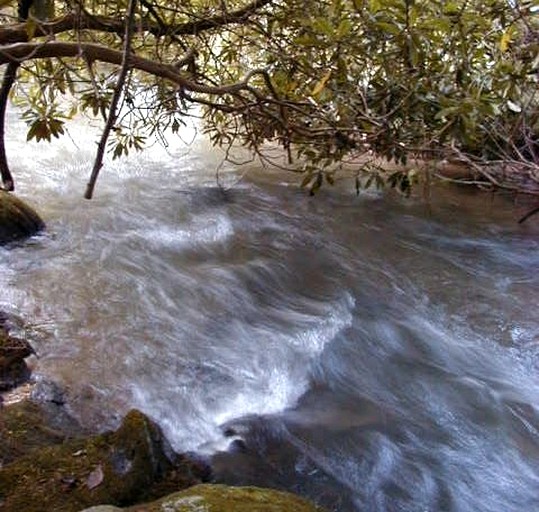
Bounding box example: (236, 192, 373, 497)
(1, 111, 539, 511)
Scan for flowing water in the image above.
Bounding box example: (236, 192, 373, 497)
(1, 111, 539, 511)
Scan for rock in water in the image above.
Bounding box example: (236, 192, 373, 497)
(0, 191, 44, 244)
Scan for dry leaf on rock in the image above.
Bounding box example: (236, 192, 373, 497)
(87, 464, 104, 490)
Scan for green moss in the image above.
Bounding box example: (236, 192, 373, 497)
(0, 400, 71, 465)
(0, 410, 201, 512)
(125, 484, 325, 512)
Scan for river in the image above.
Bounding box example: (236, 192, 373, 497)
(1, 111, 538, 511)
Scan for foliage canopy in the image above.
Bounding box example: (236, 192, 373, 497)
(0, 0, 537, 196)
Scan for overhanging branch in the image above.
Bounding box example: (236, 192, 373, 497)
(0, 41, 246, 94)
(0, 0, 274, 45)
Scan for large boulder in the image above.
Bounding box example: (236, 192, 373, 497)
(79, 484, 325, 512)
(0, 191, 44, 244)
(0, 410, 210, 512)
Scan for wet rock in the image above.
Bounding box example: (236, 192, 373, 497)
(30, 378, 66, 406)
(0, 330, 35, 391)
(0, 410, 210, 512)
(78, 484, 325, 511)
(0, 191, 44, 245)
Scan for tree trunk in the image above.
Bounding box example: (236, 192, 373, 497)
(0, 62, 18, 191)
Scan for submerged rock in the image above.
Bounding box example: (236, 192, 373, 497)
(0, 191, 44, 244)
(78, 484, 325, 511)
(0, 410, 210, 512)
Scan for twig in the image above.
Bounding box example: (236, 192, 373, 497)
(518, 205, 539, 224)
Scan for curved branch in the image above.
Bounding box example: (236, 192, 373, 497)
(0, 0, 35, 191)
(0, 62, 17, 191)
(0, 41, 257, 95)
(518, 205, 539, 224)
(0, 0, 274, 45)
(164, 0, 273, 35)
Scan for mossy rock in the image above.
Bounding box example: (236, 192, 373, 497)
(80, 507, 122, 512)
(0, 410, 208, 512)
(0, 400, 70, 465)
(0, 191, 44, 245)
(79, 508, 122, 512)
(0, 331, 34, 391)
(0, 398, 89, 466)
(112, 484, 323, 511)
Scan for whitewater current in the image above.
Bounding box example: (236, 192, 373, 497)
(1, 110, 538, 511)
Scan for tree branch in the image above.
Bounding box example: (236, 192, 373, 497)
(0, 0, 274, 45)
(85, 0, 138, 199)
(0, 41, 259, 95)
(0, 62, 17, 191)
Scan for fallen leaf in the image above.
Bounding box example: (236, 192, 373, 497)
(86, 464, 104, 490)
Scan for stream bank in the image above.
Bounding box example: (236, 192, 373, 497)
(0, 311, 323, 512)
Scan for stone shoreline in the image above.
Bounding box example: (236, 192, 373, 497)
(0, 312, 324, 512)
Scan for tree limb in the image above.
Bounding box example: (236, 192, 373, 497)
(84, 0, 138, 199)
(0, 0, 274, 45)
(0, 41, 260, 95)
(0, 62, 17, 191)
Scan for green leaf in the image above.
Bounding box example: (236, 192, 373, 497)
(336, 19, 352, 39)
(310, 172, 323, 195)
(369, 0, 382, 13)
(300, 172, 314, 188)
(365, 174, 375, 189)
(311, 70, 332, 97)
(375, 21, 402, 36)
(25, 19, 37, 40)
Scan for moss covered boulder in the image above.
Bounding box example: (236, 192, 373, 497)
(0, 191, 44, 244)
(0, 410, 209, 512)
(79, 484, 325, 512)
(0, 398, 88, 466)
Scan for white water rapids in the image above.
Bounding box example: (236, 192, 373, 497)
(1, 110, 538, 511)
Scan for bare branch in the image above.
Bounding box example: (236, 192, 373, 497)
(85, 0, 138, 199)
